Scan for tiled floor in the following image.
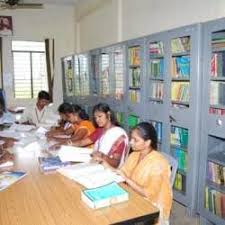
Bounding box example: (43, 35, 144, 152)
(170, 201, 200, 225)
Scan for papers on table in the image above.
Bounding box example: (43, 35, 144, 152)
(36, 127, 48, 135)
(57, 145, 93, 163)
(58, 162, 125, 189)
(9, 124, 36, 132)
(0, 130, 20, 139)
(0, 161, 14, 168)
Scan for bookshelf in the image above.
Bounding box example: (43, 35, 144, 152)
(79, 54, 90, 97)
(99, 50, 111, 97)
(167, 25, 202, 215)
(143, 25, 202, 215)
(73, 53, 90, 106)
(61, 23, 203, 217)
(126, 38, 145, 131)
(145, 32, 169, 155)
(74, 55, 81, 97)
(61, 55, 75, 102)
(90, 49, 100, 100)
(199, 18, 225, 225)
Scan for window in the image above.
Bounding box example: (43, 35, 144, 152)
(12, 41, 48, 99)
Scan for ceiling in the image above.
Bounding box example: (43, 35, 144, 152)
(22, 0, 79, 5)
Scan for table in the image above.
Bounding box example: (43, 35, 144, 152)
(0, 148, 159, 225)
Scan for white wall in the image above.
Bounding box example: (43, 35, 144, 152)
(76, 0, 225, 51)
(2, 4, 75, 109)
(77, 0, 118, 52)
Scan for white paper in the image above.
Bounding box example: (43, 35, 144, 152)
(36, 127, 48, 135)
(0, 130, 20, 139)
(58, 145, 93, 162)
(9, 124, 36, 132)
(0, 161, 14, 168)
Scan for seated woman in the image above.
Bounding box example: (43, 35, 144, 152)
(72, 103, 129, 168)
(114, 122, 172, 225)
(46, 103, 74, 138)
(50, 103, 95, 146)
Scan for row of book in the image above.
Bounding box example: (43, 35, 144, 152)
(149, 42, 164, 55)
(209, 107, 225, 115)
(211, 53, 225, 77)
(171, 82, 190, 103)
(174, 172, 186, 192)
(114, 50, 124, 99)
(205, 186, 225, 219)
(129, 90, 140, 103)
(171, 126, 189, 148)
(100, 67, 110, 96)
(207, 161, 225, 185)
(171, 36, 190, 54)
(129, 68, 141, 88)
(151, 82, 164, 100)
(150, 59, 164, 78)
(171, 56, 190, 78)
(151, 121, 162, 143)
(212, 38, 225, 50)
(64, 58, 74, 96)
(128, 46, 141, 66)
(210, 81, 225, 106)
(171, 147, 187, 172)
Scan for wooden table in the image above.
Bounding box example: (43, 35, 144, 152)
(0, 148, 159, 225)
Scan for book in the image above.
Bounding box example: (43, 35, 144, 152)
(0, 171, 26, 191)
(81, 182, 129, 209)
(57, 145, 93, 163)
(38, 156, 70, 172)
(58, 162, 124, 188)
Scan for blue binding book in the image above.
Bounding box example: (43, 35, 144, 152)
(81, 182, 129, 209)
(38, 156, 70, 172)
(0, 171, 26, 191)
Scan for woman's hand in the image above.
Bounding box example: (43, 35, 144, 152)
(116, 170, 127, 180)
(48, 143, 61, 151)
(91, 151, 104, 163)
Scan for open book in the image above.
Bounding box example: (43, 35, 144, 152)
(81, 182, 129, 209)
(58, 162, 124, 189)
(0, 171, 26, 191)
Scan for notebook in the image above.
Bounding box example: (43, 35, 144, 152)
(0, 171, 26, 191)
(81, 182, 129, 209)
(38, 156, 70, 172)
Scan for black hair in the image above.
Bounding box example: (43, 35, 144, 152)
(38, 90, 50, 101)
(0, 95, 6, 112)
(58, 102, 74, 114)
(72, 105, 89, 120)
(92, 103, 118, 127)
(134, 122, 158, 150)
(58, 103, 89, 120)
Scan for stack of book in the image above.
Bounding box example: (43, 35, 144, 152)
(81, 182, 129, 209)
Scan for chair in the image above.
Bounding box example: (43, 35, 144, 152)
(161, 152, 178, 187)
